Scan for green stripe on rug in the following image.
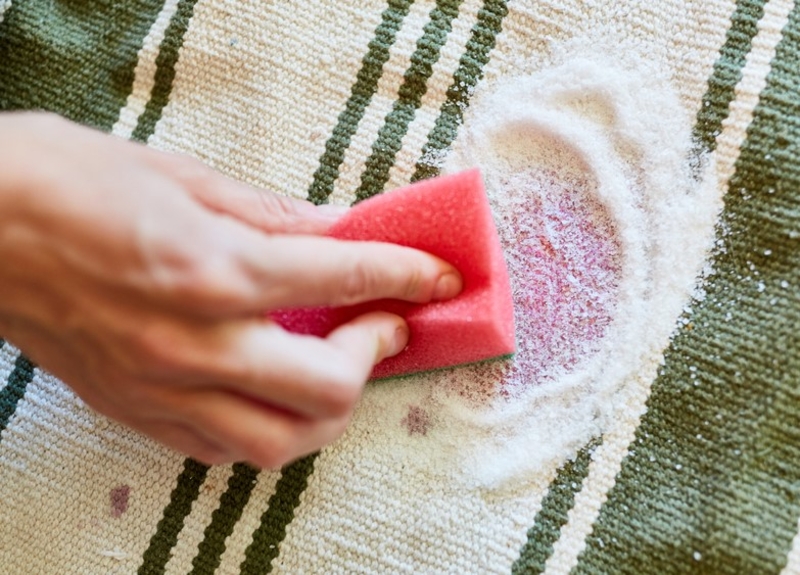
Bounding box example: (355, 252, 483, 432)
(0, 0, 164, 128)
(0, 0, 175, 429)
(692, 0, 767, 156)
(238, 455, 317, 575)
(126, 3, 225, 568)
(188, 463, 260, 575)
(130, 0, 199, 143)
(218, 2, 424, 562)
(354, 0, 464, 202)
(306, 0, 415, 205)
(511, 438, 601, 575)
(411, 0, 508, 182)
(0, 355, 34, 436)
(513, 0, 768, 568)
(0, 0, 163, 441)
(0, 0, 12, 23)
(247, 3, 511, 565)
(573, 3, 800, 573)
(138, 459, 209, 575)
(140, 2, 413, 567)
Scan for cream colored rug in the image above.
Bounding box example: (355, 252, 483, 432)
(2, 0, 800, 573)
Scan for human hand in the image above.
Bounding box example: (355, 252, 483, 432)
(0, 112, 462, 467)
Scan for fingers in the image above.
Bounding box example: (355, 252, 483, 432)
(113, 310, 400, 467)
(167, 389, 351, 468)
(216, 225, 463, 311)
(143, 207, 463, 315)
(249, 235, 463, 308)
(235, 312, 407, 417)
(325, 311, 410, 370)
(123, 149, 463, 316)
(144, 150, 346, 235)
(144, 312, 407, 419)
(135, 419, 234, 466)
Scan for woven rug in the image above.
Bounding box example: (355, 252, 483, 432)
(2, 0, 800, 573)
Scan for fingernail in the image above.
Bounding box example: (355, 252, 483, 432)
(388, 324, 409, 358)
(432, 272, 463, 301)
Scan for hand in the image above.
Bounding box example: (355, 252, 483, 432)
(0, 112, 462, 467)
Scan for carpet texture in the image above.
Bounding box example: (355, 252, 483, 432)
(2, 0, 800, 573)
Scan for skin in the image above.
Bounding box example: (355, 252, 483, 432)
(0, 112, 462, 468)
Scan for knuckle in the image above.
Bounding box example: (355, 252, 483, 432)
(317, 366, 363, 417)
(147, 243, 244, 310)
(178, 258, 242, 307)
(400, 264, 427, 301)
(246, 433, 293, 469)
(339, 259, 378, 305)
(134, 207, 245, 309)
(251, 194, 295, 234)
(263, 191, 300, 221)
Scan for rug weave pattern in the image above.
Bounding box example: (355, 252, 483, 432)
(2, 0, 800, 573)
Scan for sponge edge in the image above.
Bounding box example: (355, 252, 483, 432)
(270, 168, 516, 379)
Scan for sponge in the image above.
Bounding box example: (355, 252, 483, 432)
(271, 169, 516, 379)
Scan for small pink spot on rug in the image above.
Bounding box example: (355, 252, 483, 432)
(110, 485, 131, 518)
(443, 169, 622, 403)
(401, 405, 432, 436)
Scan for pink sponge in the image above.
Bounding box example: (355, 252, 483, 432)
(271, 169, 516, 379)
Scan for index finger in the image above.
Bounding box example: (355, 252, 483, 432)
(194, 209, 463, 312)
(242, 234, 464, 310)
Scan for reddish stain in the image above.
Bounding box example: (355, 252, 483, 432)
(401, 405, 432, 436)
(110, 485, 131, 518)
(441, 168, 623, 403)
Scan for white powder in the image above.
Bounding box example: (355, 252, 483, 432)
(355, 48, 721, 490)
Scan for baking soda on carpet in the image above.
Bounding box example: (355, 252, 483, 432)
(353, 48, 722, 489)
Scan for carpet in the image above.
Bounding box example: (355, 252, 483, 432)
(1, 0, 799, 573)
